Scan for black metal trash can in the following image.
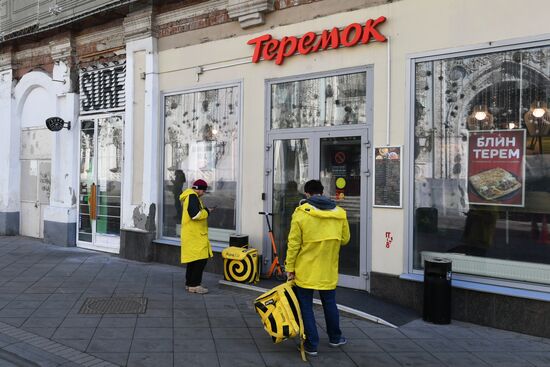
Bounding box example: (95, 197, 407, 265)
(229, 234, 249, 247)
(423, 258, 452, 324)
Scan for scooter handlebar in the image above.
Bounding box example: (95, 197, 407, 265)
(258, 212, 273, 216)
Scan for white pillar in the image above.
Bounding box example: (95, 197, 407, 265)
(0, 68, 19, 234)
(43, 60, 80, 245)
(122, 35, 159, 231)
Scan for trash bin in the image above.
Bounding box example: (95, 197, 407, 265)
(229, 234, 249, 247)
(423, 258, 452, 324)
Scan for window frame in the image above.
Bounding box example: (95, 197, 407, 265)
(406, 36, 550, 293)
(159, 81, 243, 250)
(266, 66, 373, 132)
(263, 66, 373, 287)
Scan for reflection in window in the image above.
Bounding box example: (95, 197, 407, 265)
(272, 139, 309, 264)
(163, 86, 239, 238)
(413, 45, 550, 285)
(271, 72, 366, 129)
(96, 117, 122, 236)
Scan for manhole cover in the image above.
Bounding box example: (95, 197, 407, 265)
(79, 297, 148, 314)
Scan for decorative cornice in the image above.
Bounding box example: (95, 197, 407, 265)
(123, 5, 156, 42)
(227, 0, 274, 29)
(15, 45, 50, 61)
(75, 25, 124, 47)
(49, 36, 75, 62)
(154, 0, 228, 27)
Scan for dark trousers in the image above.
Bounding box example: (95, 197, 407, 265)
(185, 258, 208, 287)
(295, 286, 342, 350)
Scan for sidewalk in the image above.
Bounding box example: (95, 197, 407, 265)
(1, 237, 550, 367)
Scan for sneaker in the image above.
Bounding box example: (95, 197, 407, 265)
(297, 345, 317, 356)
(329, 337, 347, 347)
(187, 285, 208, 294)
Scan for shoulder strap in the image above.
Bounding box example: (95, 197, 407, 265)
(285, 281, 307, 362)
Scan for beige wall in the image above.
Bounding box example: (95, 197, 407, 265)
(154, 0, 550, 276)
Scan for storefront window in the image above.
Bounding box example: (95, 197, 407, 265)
(271, 72, 366, 129)
(162, 86, 239, 238)
(413, 45, 550, 285)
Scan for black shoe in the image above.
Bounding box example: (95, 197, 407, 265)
(329, 337, 347, 347)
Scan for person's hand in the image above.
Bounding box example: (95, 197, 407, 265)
(286, 272, 295, 280)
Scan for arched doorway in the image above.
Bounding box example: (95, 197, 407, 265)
(16, 74, 55, 238)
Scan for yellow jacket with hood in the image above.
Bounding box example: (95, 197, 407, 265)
(285, 196, 350, 290)
(180, 188, 213, 263)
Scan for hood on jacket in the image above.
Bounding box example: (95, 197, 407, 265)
(297, 196, 346, 220)
(306, 195, 336, 210)
(179, 188, 197, 201)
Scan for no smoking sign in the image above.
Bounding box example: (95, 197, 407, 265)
(335, 151, 346, 164)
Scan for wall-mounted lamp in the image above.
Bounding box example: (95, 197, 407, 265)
(46, 117, 71, 131)
(415, 126, 433, 156)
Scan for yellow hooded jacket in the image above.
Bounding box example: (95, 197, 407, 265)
(180, 188, 213, 263)
(285, 201, 350, 290)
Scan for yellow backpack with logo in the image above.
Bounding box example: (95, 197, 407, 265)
(253, 281, 307, 361)
(221, 246, 259, 284)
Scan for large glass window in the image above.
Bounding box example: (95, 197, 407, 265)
(413, 45, 550, 285)
(271, 72, 366, 129)
(162, 86, 239, 239)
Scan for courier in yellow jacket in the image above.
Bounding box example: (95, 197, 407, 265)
(180, 179, 213, 294)
(284, 179, 350, 355)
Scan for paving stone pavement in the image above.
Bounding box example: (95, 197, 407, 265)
(1, 236, 550, 367)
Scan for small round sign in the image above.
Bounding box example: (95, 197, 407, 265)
(46, 117, 65, 132)
(336, 177, 346, 189)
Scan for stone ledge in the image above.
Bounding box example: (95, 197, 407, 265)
(227, 0, 274, 29)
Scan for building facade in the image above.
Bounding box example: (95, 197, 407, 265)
(1, 0, 549, 337)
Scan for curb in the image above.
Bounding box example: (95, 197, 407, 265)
(218, 279, 398, 328)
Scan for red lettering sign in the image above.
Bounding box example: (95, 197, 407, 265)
(247, 16, 387, 65)
(385, 232, 393, 248)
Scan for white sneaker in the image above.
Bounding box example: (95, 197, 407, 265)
(188, 285, 208, 294)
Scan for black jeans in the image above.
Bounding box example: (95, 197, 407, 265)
(185, 258, 208, 287)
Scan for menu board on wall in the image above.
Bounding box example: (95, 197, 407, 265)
(467, 129, 525, 207)
(373, 146, 402, 208)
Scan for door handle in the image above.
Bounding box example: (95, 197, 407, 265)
(89, 183, 97, 220)
(34, 201, 39, 208)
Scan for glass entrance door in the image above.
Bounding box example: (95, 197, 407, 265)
(271, 138, 309, 268)
(268, 130, 369, 289)
(78, 115, 123, 253)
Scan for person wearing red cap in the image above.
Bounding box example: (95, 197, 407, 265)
(179, 179, 213, 294)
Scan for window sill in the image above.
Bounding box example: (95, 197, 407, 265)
(154, 238, 228, 253)
(400, 273, 550, 302)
